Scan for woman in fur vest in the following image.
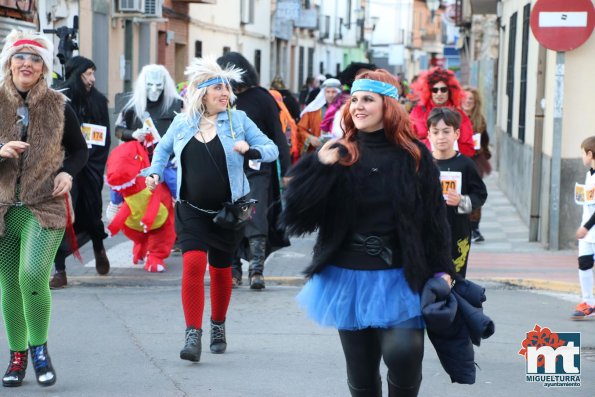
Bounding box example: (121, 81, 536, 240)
(0, 30, 88, 387)
(282, 69, 454, 397)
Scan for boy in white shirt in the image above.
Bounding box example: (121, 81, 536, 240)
(574, 136, 595, 319)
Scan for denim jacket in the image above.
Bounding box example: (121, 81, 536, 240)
(144, 109, 279, 203)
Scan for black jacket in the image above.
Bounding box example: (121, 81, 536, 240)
(235, 86, 291, 177)
(281, 141, 454, 292)
(421, 277, 495, 384)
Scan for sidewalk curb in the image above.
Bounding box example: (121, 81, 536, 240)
(61, 275, 579, 293)
(58, 275, 307, 288)
(478, 277, 580, 294)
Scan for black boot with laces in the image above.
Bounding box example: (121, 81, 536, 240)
(210, 319, 227, 354)
(180, 327, 202, 362)
(2, 350, 27, 387)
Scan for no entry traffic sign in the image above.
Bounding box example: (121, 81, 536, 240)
(530, 0, 595, 52)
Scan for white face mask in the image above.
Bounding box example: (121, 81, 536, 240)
(146, 70, 165, 102)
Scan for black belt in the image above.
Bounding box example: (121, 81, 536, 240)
(346, 233, 396, 266)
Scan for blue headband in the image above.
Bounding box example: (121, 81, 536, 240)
(197, 76, 226, 89)
(351, 79, 399, 100)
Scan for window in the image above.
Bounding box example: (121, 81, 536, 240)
(518, 4, 530, 143)
(194, 41, 202, 58)
(320, 15, 330, 39)
(307, 47, 315, 79)
(346, 0, 352, 26)
(254, 49, 261, 77)
(335, 17, 343, 40)
(298, 46, 305, 88)
(240, 0, 255, 24)
(223, 46, 231, 55)
(319, 61, 324, 74)
(506, 12, 517, 137)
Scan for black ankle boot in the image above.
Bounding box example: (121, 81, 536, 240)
(347, 378, 382, 397)
(210, 319, 227, 354)
(94, 245, 110, 275)
(387, 374, 421, 397)
(2, 350, 27, 387)
(29, 343, 56, 387)
(180, 327, 202, 362)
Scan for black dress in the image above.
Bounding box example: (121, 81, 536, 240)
(69, 88, 111, 244)
(175, 135, 243, 253)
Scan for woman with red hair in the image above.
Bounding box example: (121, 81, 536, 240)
(410, 68, 475, 156)
(281, 69, 454, 396)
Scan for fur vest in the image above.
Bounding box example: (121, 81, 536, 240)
(0, 78, 70, 236)
(281, 142, 454, 292)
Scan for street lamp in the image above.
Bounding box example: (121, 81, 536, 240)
(426, 0, 440, 20)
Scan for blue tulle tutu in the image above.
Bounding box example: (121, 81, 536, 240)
(296, 265, 424, 330)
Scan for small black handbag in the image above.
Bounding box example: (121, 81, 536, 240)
(212, 196, 258, 230)
(200, 109, 257, 230)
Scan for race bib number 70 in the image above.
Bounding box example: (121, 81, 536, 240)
(439, 171, 462, 200)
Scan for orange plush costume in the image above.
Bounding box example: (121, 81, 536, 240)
(105, 141, 175, 272)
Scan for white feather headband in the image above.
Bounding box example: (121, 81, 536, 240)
(183, 56, 244, 121)
(0, 30, 54, 85)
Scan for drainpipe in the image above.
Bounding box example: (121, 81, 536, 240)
(529, 46, 546, 241)
(124, 20, 133, 92)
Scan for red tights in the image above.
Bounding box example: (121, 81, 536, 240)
(181, 250, 232, 328)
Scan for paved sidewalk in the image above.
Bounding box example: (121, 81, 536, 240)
(466, 172, 578, 294)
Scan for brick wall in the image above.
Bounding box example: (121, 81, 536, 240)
(158, 1, 189, 82)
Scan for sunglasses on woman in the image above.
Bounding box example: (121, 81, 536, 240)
(12, 52, 43, 64)
(431, 87, 449, 94)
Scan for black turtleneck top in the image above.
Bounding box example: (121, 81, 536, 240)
(332, 129, 401, 269)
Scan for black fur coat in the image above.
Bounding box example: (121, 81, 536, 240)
(281, 141, 454, 293)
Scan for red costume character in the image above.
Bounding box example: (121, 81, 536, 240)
(410, 68, 475, 157)
(105, 141, 175, 272)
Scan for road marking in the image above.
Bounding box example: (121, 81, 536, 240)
(84, 240, 136, 268)
(539, 12, 588, 28)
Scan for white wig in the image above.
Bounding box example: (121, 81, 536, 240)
(122, 64, 182, 121)
(0, 29, 54, 85)
(183, 56, 243, 121)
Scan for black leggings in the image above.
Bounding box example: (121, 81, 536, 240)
(338, 327, 424, 390)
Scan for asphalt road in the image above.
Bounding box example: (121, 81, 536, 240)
(0, 280, 593, 397)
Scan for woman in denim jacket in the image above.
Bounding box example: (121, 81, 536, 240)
(145, 57, 278, 363)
